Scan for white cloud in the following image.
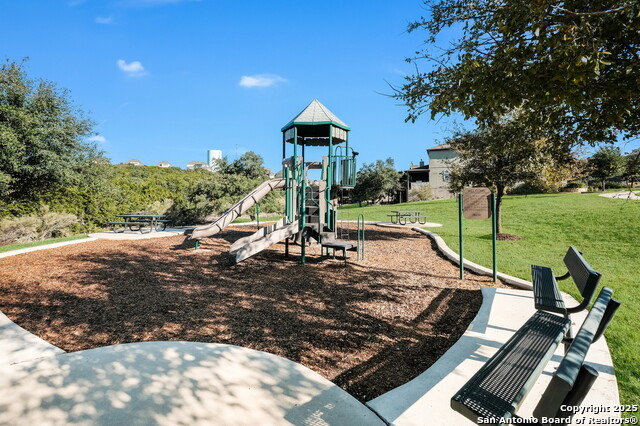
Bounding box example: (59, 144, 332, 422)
(239, 74, 286, 88)
(88, 135, 107, 143)
(117, 59, 147, 77)
(96, 16, 113, 24)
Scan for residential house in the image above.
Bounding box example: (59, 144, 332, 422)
(186, 161, 212, 171)
(122, 159, 144, 166)
(427, 143, 459, 199)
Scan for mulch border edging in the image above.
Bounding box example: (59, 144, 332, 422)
(411, 227, 533, 290)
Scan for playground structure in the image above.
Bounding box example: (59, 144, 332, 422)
(189, 100, 361, 264)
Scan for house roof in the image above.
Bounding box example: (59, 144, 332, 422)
(123, 159, 144, 165)
(281, 100, 350, 132)
(156, 161, 172, 166)
(187, 161, 208, 166)
(427, 143, 452, 151)
(406, 165, 430, 174)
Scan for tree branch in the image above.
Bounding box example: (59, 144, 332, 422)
(551, 5, 629, 16)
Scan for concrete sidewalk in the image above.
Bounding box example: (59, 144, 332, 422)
(0, 341, 384, 426)
(366, 287, 619, 426)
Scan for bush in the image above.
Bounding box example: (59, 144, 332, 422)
(564, 181, 586, 189)
(509, 182, 548, 195)
(0, 208, 77, 244)
(408, 184, 434, 202)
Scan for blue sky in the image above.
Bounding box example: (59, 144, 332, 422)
(1, 0, 466, 173)
(3, 1, 636, 174)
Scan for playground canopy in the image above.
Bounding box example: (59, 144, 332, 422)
(281, 99, 349, 146)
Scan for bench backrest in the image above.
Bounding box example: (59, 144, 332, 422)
(533, 287, 620, 421)
(565, 246, 602, 302)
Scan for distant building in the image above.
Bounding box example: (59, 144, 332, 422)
(155, 161, 173, 168)
(186, 160, 212, 171)
(122, 159, 144, 166)
(427, 143, 459, 199)
(405, 159, 430, 191)
(207, 150, 222, 170)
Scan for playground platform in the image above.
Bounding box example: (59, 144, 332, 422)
(0, 285, 618, 425)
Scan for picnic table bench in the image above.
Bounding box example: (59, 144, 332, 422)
(451, 287, 620, 425)
(106, 214, 169, 233)
(387, 210, 428, 225)
(531, 247, 601, 319)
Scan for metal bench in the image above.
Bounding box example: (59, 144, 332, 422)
(451, 287, 620, 425)
(531, 247, 601, 317)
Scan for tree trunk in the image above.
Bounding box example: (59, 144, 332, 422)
(496, 184, 505, 234)
(602, 179, 606, 191)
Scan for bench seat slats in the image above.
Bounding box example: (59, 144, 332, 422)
(532, 265, 567, 315)
(452, 311, 571, 422)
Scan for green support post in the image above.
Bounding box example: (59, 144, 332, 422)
(458, 193, 464, 280)
(327, 130, 333, 228)
(492, 192, 497, 282)
(195, 240, 199, 250)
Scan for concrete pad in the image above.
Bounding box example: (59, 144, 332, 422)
(367, 287, 619, 426)
(0, 341, 385, 426)
(599, 191, 640, 200)
(88, 229, 184, 240)
(0, 311, 65, 366)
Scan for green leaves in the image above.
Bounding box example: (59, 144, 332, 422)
(396, 0, 640, 145)
(0, 59, 97, 200)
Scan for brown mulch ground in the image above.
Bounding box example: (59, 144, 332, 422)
(0, 224, 510, 402)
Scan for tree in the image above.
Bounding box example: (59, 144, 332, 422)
(351, 158, 401, 206)
(0, 59, 98, 201)
(622, 149, 640, 189)
(447, 117, 571, 233)
(396, 0, 640, 146)
(215, 151, 268, 180)
(587, 146, 624, 190)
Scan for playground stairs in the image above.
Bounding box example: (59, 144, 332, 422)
(229, 218, 299, 264)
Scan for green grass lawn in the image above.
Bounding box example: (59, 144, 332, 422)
(0, 234, 89, 253)
(340, 193, 640, 406)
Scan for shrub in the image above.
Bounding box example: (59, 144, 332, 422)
(408, 184, 434, 202)
(0, 207, 77, 244)
(564, 181, 586, 189)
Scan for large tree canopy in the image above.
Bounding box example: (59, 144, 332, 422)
(397, 0, 640, 145)
(447, 115, 575, 233)
(0, 59, 97, 200)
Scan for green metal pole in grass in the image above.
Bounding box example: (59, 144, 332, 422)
(492, 192, 497, 282)
(458, 193, 464, 280)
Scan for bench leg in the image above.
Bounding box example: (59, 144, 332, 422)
(418, 217, 427, 224)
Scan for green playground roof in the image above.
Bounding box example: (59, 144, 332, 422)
(281, 100, 350, 132)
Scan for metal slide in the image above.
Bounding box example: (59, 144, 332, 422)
(229, 219, 300, 264)
(189, 178, 285, 240)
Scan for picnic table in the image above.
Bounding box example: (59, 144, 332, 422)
(388, 210, 428, 225)
(107, 214, 170, 233)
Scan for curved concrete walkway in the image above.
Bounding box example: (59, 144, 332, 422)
(367, 287, 619, 425)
